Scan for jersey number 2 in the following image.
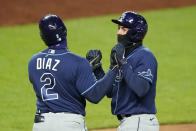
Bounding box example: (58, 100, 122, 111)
(40, 73, 58, 101)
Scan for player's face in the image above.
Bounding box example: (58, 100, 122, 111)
(117, 25, 129, 35)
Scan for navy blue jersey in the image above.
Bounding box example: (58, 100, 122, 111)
(28, 48, 117, 116)
(106, 46, 158, 115)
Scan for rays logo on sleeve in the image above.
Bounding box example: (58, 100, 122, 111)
(138, 69, 153, 83)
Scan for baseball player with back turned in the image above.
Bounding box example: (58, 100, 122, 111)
(28, 14, 126, 131)
(86, 11, 159, 131)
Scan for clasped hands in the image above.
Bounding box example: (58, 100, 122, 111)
(86, 43, 127, 71)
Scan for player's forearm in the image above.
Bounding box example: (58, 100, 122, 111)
(122, 64, 150, 98)
(82, 69, 117, 104)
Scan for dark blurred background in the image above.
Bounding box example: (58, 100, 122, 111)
(0, 0, 196, 26)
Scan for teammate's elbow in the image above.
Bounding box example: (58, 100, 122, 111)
(87, 98, 100, 104)
(136, 82, 150, 98)
(137, 90, 148, 98)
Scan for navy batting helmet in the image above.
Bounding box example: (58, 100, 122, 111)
(39, 14, 67, 46)
(112, 11, 148, 42)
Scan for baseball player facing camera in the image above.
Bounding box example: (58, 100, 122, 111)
(86, 11, 159, 131)
(28, 14, 125, 131)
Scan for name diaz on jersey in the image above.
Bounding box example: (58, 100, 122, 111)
(36, 58, 60, 71)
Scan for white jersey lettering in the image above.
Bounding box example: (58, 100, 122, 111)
(36, 58, 60, 71)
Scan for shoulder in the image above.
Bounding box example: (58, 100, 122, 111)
(126, 46, 158, 69)
(140, 47, 157, 60)
(142, 47, 157, 66)
(64, 52, 91, 71)
(128, 46, 157, 64)
(68, 52, 89, 64)
(28, 52, 42, 71)
(29, 52, 41, 64)
(68, 53, 92, 74)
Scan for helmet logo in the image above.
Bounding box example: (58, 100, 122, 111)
(119, 13, 126, 22)
(138, 20, 144, 24)
(56, 34, 62, 41)
(48, 24, 57, 30)
(129, 19, 134, 23)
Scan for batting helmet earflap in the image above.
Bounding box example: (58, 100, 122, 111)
(112, 11, 148, 42)
(39, 14, 67, 46)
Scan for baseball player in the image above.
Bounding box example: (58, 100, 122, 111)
(28, 14, 125, 131)
(86, 11, 159, 131)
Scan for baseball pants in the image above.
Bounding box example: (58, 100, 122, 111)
(33, 112, 87, 131)
(117, 114, 159, 131)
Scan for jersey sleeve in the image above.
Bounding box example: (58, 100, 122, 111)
(133, 53, 157, 84)
(75, 58, 97, 94)
(28, 55, 37, 84)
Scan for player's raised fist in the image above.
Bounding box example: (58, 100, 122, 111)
(110, 43, 127, 70)
(86, 49, 102, 71)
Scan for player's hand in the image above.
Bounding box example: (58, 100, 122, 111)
(86, 49, 102, 71)
(110, 43, 127, 70)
